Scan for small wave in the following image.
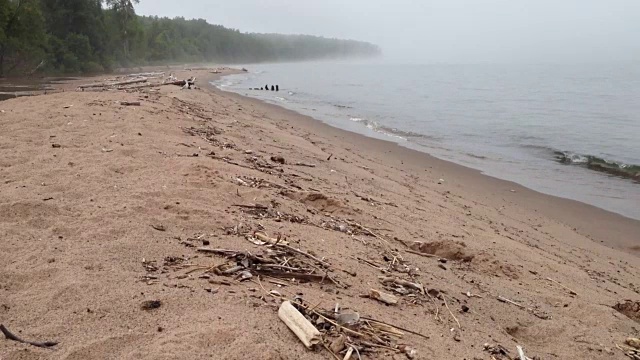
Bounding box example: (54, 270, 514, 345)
(554, 151, 640, 182)
(465, 153, 488, 160)
(348, 117, 441, 142)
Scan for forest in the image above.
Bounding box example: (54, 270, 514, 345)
(0, 0, 381, 77)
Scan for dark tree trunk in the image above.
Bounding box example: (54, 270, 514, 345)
(0, 50, 5, 78)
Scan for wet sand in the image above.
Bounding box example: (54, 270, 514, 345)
(0, 68, 638, 359)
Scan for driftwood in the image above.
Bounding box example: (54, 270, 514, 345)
(368, 289, 398, 305)
(78, 78, 148, 89)
(125, 72, 164, 78)
(545, 277, 578, 296)
(294, 162, 317, 168)
(120, 101, 141, 106)
(379, 276, 425, 294)
(497, 296, 525, 309)
(0, 324, 58, 348)
(278, 301, 321, 349)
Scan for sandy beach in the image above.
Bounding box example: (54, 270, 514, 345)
(1, 68, 639, 359)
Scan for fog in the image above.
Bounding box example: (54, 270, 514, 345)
(137, 0, 640, 64)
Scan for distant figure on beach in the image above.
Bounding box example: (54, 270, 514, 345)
(276, 85, 279, 91)
(265, 85, 269, 91)
(271, 85, 275, 91)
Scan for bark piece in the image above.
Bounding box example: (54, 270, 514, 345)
(369, 289, 398, 305)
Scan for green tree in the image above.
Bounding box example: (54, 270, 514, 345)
(0, 0, 46, 76)
(105, 0, 139, 62)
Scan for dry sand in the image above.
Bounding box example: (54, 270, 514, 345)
(0, 68, 639, 359)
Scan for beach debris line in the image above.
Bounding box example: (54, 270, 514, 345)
(273, 297, 425, 358)
(0, 324, 59, 348)
(195, 240, 343, 287)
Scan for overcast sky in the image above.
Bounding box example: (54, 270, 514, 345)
(136, 0, 640, 63)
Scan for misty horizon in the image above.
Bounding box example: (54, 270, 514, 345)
(136, 0, 640, 64)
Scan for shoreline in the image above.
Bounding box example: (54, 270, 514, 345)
(1, 67, 639, 359)
(206, 74, 640, 254)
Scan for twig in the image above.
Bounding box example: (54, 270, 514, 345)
(497, 296, 525, 309)
(294, 162, 317, 168)
(442, 295, 461, 329)
(359, 317, 429, 340)
(323, 343, 342, 360)
(345, 220, 390, 246)
(296, 304, 366, 338)
(232, 204, 269, 210)
(516, 345, 526, 360)
(275, 244, 331, 268)
(197, 248, 239, 256)
(267, 279, 289, 287)
(545, 277, 578, 296)
(462, 291, 483, 298)
(0, 324, 58, 348)
(354, 256, 384, 270)
(405, 249, 437, 258)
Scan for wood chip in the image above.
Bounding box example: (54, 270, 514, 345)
(369, 289, 398, 305)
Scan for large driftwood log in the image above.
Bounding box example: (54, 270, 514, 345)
(278, 301, 321, 349)
(78, 78, 148, 89)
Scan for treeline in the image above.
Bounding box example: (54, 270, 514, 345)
(0, 0, 381, 77)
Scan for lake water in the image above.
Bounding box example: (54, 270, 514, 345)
(214, 61, 640, 220)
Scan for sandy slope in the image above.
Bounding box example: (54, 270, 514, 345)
(0, 69, 639, 360)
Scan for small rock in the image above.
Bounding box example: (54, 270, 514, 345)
(461, 305, 470, 312)
(453, 330, 461, 341)
(157, 326, 164, 332)
(51, 143, 61, 148)
(270, 155, 286, 164)
(438, 264, 447, 270)
(336, 310, 360, 326)
(438, 258, 448, 264)
(203, 240, 210, 246)
(140, 300, 162, 311)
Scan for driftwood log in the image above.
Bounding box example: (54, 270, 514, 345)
(78, 78, 148, 89)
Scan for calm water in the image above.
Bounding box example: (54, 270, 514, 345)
(215, 62, 640, 220)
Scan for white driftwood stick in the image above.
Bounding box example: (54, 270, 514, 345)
(497, 296, 525, 309)
(516, 345, 526, 360)
(278, 301, 321, 349)
(545, 277, 578, 296)
(369, 289, 398, 305)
